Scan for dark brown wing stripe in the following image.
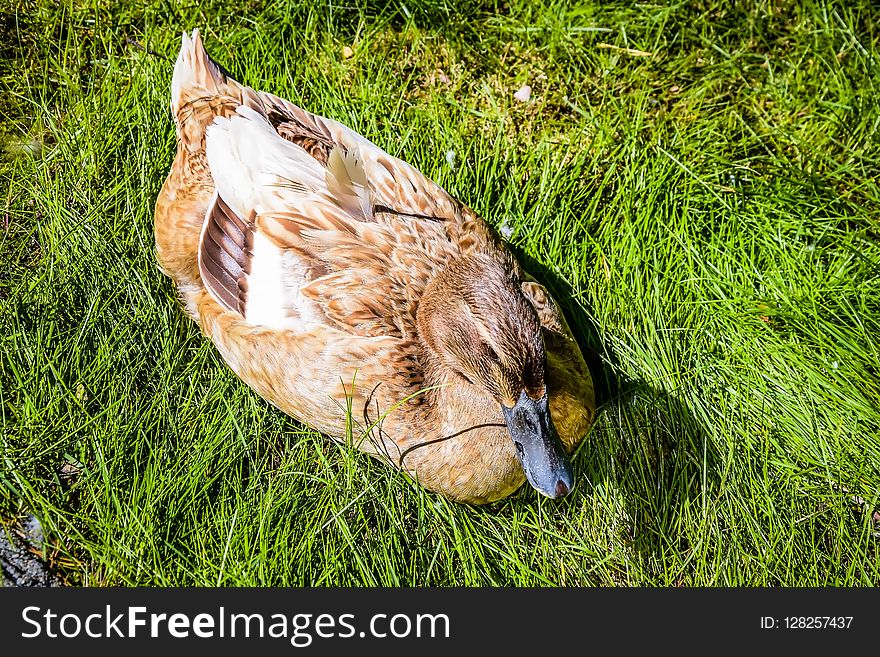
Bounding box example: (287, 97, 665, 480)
(201, 255, 239, 312)
(206, 220, 247, 267)
(203, 229, 243, 279)
(216, 195, 249, 238)
(199, 193, 253, 316)
(208, 206, 244, 247)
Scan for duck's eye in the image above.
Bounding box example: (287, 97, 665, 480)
(484, 343, 501, 367)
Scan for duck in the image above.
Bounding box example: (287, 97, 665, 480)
(154, 29, 595, 504)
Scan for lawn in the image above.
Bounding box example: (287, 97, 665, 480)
(1, 0, 879, 586)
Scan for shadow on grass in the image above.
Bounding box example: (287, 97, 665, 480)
(515, 248, 723, 571)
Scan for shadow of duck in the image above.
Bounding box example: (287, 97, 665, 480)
(498, 248, 722, 568)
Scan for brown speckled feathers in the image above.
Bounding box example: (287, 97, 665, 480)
(154, 29, 595, 504)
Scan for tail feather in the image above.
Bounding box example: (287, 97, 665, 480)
(171, 28, 238, 117)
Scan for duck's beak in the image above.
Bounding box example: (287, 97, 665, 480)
(501, 390, 573, 499)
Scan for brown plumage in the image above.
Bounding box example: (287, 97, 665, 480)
(154, 30, 595, 504)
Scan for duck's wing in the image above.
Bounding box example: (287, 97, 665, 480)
(520, 279, 587, 368)
(258, 92, 516, 270)
(257, 91, 468, 225)
(198, 105, 459, 340)
(520, 279, 595, 446)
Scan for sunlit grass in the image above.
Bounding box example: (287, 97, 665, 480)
(1, 0, 879, 585)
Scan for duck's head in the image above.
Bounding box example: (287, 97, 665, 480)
(417, 255, 573, 499)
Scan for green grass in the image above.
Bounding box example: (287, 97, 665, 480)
(2, 0, 879, 586)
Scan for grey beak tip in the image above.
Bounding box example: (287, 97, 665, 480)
(503, 390, 575, 500)
(554, 479, 570, 498)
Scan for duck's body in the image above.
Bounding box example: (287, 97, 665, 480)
(155, 31, 595, 504)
